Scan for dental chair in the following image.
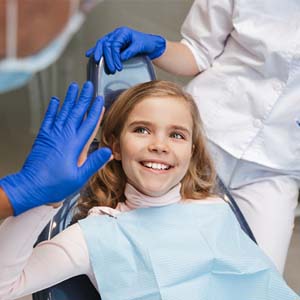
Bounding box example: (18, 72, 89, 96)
(33, 56, 256, 300)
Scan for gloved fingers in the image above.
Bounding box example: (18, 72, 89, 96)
(39, 97, 60, 133)
(77, 96, 104, 152)
(110, 41, 123, 72)
(66, 81, 94, 131)
(86, 39, 104, 63)
(106, 30, 130, 71)
(92, 31, 116, 63)
(103, 40, 117, 74)
(55, 82, 79, 128)
(77, 96, 104, 164)
(79, 147, 112, 180)
(94, 38, 106, 63)
(85, 46, 95, 57)
(120, 43, 141, 61)
(118, 28, 145, 61)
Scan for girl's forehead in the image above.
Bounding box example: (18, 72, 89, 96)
(131, 96, 190, 113)
(125, 96, 193, 127)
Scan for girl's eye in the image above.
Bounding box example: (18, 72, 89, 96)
(170, 132, 185, 140)
(134, 127, 150, 134)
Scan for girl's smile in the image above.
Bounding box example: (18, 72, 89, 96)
(140, 160, 173, 172)
(112, 96, 194, 197)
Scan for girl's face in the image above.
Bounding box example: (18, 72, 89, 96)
(113, 96, 194, 197)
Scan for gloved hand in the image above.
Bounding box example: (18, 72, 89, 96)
(0, 81, 112, 216)
(86, 26, 166, 74)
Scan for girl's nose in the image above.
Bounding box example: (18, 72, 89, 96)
(148, 139, 169, 153)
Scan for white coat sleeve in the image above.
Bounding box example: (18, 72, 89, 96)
(0, 206, 95, 300)
(181, 0, 234, 71)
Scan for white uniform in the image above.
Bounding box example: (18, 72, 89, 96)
(181, 0, 300, 273)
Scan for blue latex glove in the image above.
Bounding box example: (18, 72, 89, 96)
(0, 81, 112, 216)
(86, 26, 166, 74)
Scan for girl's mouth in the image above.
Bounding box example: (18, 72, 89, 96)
(140, 161, 172, 171)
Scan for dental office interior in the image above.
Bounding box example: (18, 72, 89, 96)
(0, 0, 299, 299)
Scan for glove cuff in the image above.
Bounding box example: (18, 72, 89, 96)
(0, 173, 34, 216)
(148, 35, 166, 60)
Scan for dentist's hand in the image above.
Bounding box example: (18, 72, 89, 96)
(0, 81, 112, 216)
(86, 26, 166, 73)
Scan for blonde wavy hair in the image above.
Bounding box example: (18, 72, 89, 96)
(73, 80, 216, 221)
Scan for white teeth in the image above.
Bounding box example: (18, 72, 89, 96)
(143, 162, 170, 170)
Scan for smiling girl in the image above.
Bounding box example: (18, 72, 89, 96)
(0, 81, 298, 300)
(74, 80, 216, 220)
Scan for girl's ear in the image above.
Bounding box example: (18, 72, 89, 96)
(112, 136, 122, 161)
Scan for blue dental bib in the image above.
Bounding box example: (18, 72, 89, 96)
(79, 202, 298, 300)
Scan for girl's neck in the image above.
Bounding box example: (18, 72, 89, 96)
(88, 183, 182, 218)
(124, 183, 182, 209)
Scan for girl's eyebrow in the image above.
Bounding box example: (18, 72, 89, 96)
(128, 120, 191, 136)
(128, 120, 153, 127)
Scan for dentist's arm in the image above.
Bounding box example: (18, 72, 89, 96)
(0, 81, 111, 218)
(85, 26, 199, 76)
(153, 40, 199, 76)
